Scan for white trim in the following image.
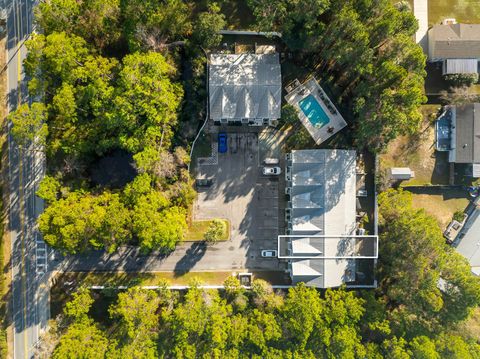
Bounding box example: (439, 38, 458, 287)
(277, 234, 379, 259)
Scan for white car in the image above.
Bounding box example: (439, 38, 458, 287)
(261, 250, 277, 258)
(262, 166, 282, 175)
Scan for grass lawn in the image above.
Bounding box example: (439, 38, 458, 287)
(185, 219, 230, 242)
(460, 307, 480, 340)
(429, 0, 480, 25)
(190, 132, 212, 175)
(410, 191, 469, 229)
(380, 105, 445, 186)
(50, 270, 288, 317)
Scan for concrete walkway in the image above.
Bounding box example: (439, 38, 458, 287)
(414, 0, 429, 54)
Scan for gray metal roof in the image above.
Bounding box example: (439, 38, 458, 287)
(455, 200, 480, 273)
(291, 258, 357, 288)
(208, 53, 281, 120)
(291, 259, 325, 287)
(443, 59, 478, 74)
(454, 103, 480, 163)
(288, 149, 357, 236)
(429, 24, 480, 59)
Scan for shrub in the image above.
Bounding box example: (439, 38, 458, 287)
(443, 73, 479, 87)
(280, 104, 298, 127)
(204, 219, 226, 244)
(453, 210, 465, 223)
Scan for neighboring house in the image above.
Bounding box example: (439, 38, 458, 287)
(281, 149, 378, 288)
(208, 53, 281, 126)
(454, 197, 480, 276)
(428, 23, 480, 75)
(436, 103, 480, 177)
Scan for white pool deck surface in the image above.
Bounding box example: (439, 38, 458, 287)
(285, 78, 347, 145)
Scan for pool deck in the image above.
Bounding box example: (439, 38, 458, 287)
(285, 78, 347, 145)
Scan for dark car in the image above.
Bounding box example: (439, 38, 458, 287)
(195, 178, 214, 187)
(218, 132, 227, 153)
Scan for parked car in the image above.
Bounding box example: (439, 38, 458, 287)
(218, 132, 227, 153)
(264, 158, 279, 165)
(262, 166, 282, 175)
(357, 189, 368, 197)
(261, 249, 277, 258)
(195, 178, 214, 187)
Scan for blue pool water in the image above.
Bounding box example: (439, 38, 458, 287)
(298, 94, 330, 128)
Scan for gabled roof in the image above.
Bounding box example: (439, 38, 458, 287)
(208, 53, 281, 120)
(454, 103, 480, 163)
(428, 24, 480, 59)
(455, 199, 480, 274)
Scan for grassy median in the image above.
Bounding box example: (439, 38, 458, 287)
(185, 219, 230, 241)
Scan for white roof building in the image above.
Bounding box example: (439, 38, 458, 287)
(208, 53, 281, 125)
(283, 149, 378, 288)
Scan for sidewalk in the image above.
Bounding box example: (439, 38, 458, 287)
(414, 0, 429, 54)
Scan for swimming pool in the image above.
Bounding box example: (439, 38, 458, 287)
(298, 94, 330, 128)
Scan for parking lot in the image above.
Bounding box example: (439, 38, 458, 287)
(194, 131, 284, 271)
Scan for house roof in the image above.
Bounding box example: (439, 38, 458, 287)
(429, 24, 480, 59)
(443, 59, 478, 74)
(454, 103, 480, 163)
(291, 259, 356, 288)
(208, 53, 281, 120)
(455, 199, 480, 273)
(288, 149, 357, 236)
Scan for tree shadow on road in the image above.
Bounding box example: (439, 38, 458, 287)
(173, 242, 207, 277)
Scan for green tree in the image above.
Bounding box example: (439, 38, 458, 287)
(281, 283, 323, 350)
(63, 287, 94, 321)
(223, 276, 244, 298)
(36, 0, 122, 51)
(8, 102, 48, 148)
(409, 336, 439, 359)
(109, 287, 160, 339)
(36, 176, 61, 203)
(122, 0, 192, 51)
(204, 219, 226, 244)
(52, 319, 109, 359)
(191, 3, 226, 49)
(160, 286, 233, 358)
(114, 52, 183, 155)
(38, 191, 131, 254)
(132, 191, 186, 252)
(378, 189, 480, 331)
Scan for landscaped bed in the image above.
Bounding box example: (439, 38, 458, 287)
(185, 219, 230, 242)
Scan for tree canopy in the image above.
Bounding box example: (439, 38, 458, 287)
(248, 0, 427, 152)
(378, 189, 480, 334)
(45, 281, 480, 358)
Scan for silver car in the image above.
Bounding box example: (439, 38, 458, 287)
(262, 166, 282, 175)
(261, 250, 277, 258)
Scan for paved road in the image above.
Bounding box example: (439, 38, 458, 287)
(6, 0, 50, 358)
